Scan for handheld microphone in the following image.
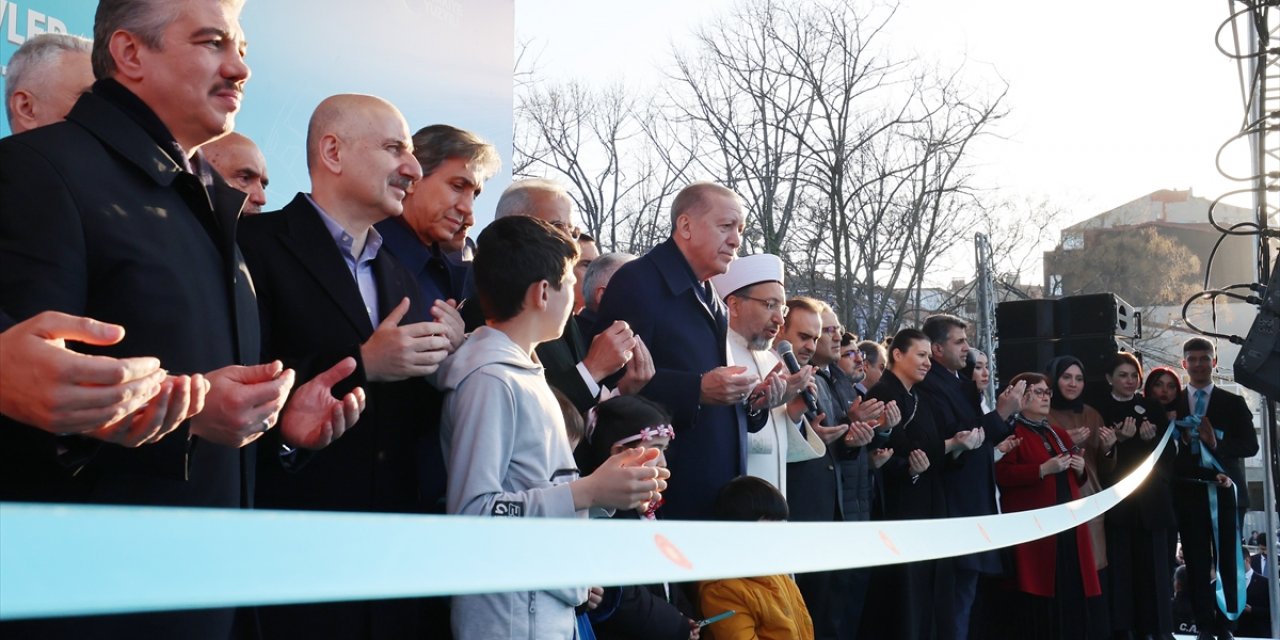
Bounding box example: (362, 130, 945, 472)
(775, 340, 818, 421)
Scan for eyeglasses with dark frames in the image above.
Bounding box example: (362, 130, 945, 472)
(738, 295, 789, 316)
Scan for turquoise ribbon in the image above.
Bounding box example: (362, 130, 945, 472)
(1174, 415, 1247, 621)
(0, 425, 1178, 621)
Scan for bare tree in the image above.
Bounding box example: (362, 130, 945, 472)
(516, 0, 1011, 339)
(666, 0, 816, 255)
(515, 82, 662, 250)
(664, 0, 1007, 336)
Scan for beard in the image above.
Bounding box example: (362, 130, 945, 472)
(748, 334, 774, 351)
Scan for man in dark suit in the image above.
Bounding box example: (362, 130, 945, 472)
(774, 297, 876, 639)
(1173, 337, 1259, 640)
(919, 314, 1015, 640)
(0, 1, 306, 637)
(375, 124, 500, 309)
(238, 94, 459, 639)
(576, 252, 636, 342)
(594, 182, 761, 519)
(1238, 548, 1272, 638)
(493, 179, 651, 412)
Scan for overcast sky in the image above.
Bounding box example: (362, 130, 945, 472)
(517, 0, 1259, 230)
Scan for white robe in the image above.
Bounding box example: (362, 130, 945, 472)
(727, 329, 824, 495)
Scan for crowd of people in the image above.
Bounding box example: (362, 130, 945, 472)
(0, 2, 1272, 639)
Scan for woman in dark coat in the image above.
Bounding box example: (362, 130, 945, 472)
(859, 329, 981, 640)
(1093, 353, 1176, 638)
(1046, 356, 1114, 639)
(994, 372, 1099, 640)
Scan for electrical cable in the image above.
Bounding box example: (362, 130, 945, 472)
(1203, 222, 1268, 289)
(1180, 289, 1247, 343)
(1215, 1, 1271, 60)
(1214, 116, 1280, 181)
(1207, 188, 1276, 236)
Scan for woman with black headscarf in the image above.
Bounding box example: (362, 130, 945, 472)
(1046, 356, 1115, 639)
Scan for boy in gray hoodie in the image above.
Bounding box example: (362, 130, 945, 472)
(439, 215, 671, 639)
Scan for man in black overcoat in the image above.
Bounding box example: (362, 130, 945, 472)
(593, 182, 762, 520)
(238, 94, 460, 640)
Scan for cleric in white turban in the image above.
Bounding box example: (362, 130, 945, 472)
(711, 254, 822, 494)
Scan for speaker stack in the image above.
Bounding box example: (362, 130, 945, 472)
(995, 293, 1140, 387)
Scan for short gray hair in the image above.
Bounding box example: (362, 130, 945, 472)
(581, 252, 636, 312)
(92, 0, 186, 79)
(669, 181, 740, 228)
(92, 0, 244, 80)
(495, 178, 571, 219)
(5, 33, 92, 124)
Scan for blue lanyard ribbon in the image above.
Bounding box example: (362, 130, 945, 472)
(1174, 415, 1246, 620)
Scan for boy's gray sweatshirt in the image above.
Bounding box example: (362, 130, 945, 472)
(439, 326, 586, 640)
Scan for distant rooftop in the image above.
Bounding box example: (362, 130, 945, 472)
(1064, 189, 1255, 231)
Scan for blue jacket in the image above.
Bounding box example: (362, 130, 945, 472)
(374, 217, 470, 308)
(594, 238, 745, 520)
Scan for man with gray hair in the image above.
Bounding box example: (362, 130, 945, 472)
(4, 32, 94, 135)
(595, 181, 763, 519)
(709, 253, 822, 495)
(575, 251, 635, 341)
(0, 0, 307, 637)
(490, 178, 651, 411)
(494, 177, 578, 233)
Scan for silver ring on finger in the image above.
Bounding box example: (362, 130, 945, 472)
(259, 419, 270, 434)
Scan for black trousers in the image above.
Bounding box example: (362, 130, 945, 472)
(1175, 484, 1240, 635)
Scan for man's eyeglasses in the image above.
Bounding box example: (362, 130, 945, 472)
(840, 351, 863, 362)
(822, 325, 842, 336)
(1028, 388, 1053, 398)
(739, 295, 789, 316)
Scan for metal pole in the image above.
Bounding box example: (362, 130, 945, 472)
(974, 232, 996, 404)
(1261, 401, 1279, 640)
(1243, 4, 1280, 637)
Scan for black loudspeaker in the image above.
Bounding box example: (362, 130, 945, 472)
(1061, 335, 1130, 380)
(996, 293, 1138, 389)
(996, 339, 1057, 382)
(996, 299, 1056, 341)
(996, 293, 1140, 342)
(1234, 266, 1280, 399)
(996, 335, 1135, 388)
(1057, 293, 1140, 339)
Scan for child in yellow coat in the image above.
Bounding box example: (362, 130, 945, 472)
(699, 476, 814, 640)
